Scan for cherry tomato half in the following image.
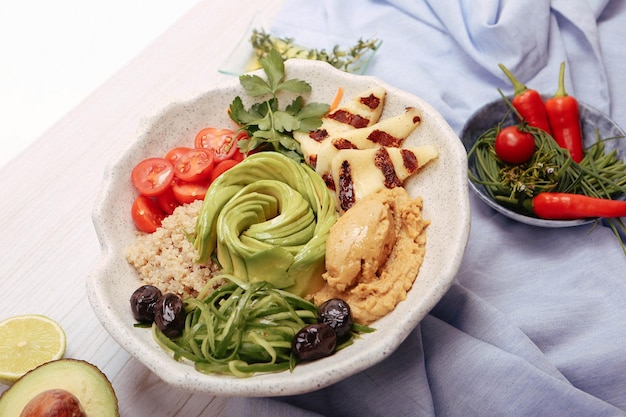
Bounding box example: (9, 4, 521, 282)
(210, 159, 239, 183)
(164, 146, 192, 166)
(173, 148, 215, 182)
(171, 177, 211, 204)
(194, 127, 244, 162)
(232, 132, 247, 162)
(131, 195, 166, 233)
(155, 186, 180, 215)
(494, 126, 536, 165)
(131, 157, 175, 197)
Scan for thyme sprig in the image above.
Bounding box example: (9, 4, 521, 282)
(250, 29, 381, 74)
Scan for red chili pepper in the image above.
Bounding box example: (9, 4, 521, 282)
(545, 62, 585, 163)
(499, 63, 553, 135)
(533, 192, 626, 220)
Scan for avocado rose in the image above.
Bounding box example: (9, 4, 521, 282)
(194, 152, 337, 296)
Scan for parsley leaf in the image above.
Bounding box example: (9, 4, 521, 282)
(261, 48, 285, 92)
(276, 78, 311, 94)
(239, 75, 273, 97)
(229, 48, 329, 161)
(273, 110, 301, 133)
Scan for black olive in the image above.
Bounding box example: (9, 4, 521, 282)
(154, 293, 186, 338)
(292, 323, 336, 362)
(130, 285, 162, 323)
(318, 298, 353, 338)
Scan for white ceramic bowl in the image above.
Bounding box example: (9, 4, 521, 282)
(461, 97, 626, 227)
(87, 59, 471, 397)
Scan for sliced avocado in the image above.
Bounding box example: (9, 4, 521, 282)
(0, 359, 119, 417)
(285, 256, 327, 297)
(245, 246, 295, 288)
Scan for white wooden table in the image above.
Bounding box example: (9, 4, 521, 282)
(0, 1, 284, 415)
(0, 0, 202, 167)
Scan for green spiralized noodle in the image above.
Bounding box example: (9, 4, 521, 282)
(152, 274, 318, 377)
(194, 152, 337, 296)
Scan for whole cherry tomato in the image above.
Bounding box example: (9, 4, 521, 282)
(494, 126, 536, 165)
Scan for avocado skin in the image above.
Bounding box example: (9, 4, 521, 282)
(0, 359, 119, 417)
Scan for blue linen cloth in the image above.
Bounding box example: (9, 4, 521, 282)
(225, 1, 626, 415)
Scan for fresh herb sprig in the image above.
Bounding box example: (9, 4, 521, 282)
(469, 124, 626, 211)
(229, 49, 329, 161)
(469, 121, 626, 253)
(250, 29, 381, 74)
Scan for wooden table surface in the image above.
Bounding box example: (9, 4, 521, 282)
(0, 1, 285, 415)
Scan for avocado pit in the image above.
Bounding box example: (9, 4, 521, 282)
(19, 389, 86, 417)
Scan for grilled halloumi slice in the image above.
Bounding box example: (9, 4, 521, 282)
(314, 106, 423, 181)
(294, 87, 386, 166)
(330, 145, 439, 211)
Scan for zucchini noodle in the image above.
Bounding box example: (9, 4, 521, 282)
(153, 274, 318, 377)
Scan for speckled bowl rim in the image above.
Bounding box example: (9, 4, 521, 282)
(87, 59, 471, 397)
(460, 96, 626, 228)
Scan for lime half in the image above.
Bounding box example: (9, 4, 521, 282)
(0, 314, 66, 385)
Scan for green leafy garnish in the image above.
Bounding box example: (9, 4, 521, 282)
(468, 121, 626, 254)
(250, 29, 381, 74)
(229, 49, 329, 161)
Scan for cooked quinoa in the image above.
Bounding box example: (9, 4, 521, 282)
(125, 199, 220, 297)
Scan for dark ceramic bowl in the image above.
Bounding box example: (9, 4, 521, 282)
(460, 97, 626, 227)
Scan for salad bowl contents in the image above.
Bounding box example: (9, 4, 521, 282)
(87, 56, 470, 396)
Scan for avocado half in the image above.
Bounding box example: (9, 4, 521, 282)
(0, 359, 119, 417)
